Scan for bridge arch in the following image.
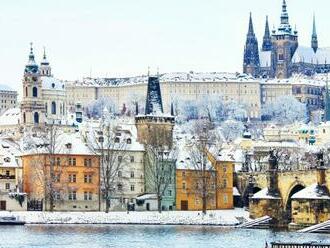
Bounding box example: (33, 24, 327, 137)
(242, 186, 262, 207)
(284, 183, 305, 222)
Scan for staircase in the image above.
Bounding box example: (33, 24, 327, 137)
(238, 215, 272, 229)
(298, 220, 330, 234)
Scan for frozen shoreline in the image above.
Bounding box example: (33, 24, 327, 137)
(0, 209, 250, 226)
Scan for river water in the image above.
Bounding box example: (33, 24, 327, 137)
(0, 225, 329, 248)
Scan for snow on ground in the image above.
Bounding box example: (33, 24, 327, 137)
(0, 209, 249, 226)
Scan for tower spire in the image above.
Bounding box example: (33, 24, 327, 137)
(281, 0, 289, 25)
(243, 12, 260, 77)
(262, 15, 272, 51)
(28, 42, 36, 65)
(311, 13, 318, 53)
(248, 12, 254, 35)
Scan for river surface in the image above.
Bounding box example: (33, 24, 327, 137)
(0, 225, 329, 248)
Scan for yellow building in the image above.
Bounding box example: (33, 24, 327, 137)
(22, 132, 100, 211)
(175, 145, 234, 211)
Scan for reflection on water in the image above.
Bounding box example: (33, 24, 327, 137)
(0, 225, 328, 248)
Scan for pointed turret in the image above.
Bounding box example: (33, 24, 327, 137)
(243, 13, 260, 77)
(40, 47, 52, 76)
(262, 16, 272, 51)
(281, 0, 289, 25)
(311, 14, 318, 53)
(145, 76, 164, 115)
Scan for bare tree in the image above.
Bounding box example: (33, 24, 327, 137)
(86, 119, 128, 213)
(144, 144, 176, 213)
(188, 120, 217, 214)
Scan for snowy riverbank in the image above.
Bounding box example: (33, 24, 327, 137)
(0, 209, 250, 226)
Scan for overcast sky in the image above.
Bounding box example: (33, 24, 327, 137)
(0, 0, 329, 92)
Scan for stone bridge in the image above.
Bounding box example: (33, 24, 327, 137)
(235, 169, 330, 210)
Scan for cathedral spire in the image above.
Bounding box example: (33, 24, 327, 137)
(248, 12, 254, 36)
(262, 16, 272, 51)
(281, 0, 289, 25)
(243, 13, 260, 77)
(311, 14, 318, 53)
(28, 42, 36, 65)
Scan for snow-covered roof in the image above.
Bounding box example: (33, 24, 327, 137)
(136, 193, 157, 200)
(251, 188, 281, 199)
(261, 74, 326, 87)
(23, 132, 94, 156)
(41, 76, 65, 91)
(291, 183, 330, 200)
(260, 51, 271, 68)
(0, 139, 21, 168)
(292, 46, 330, 65)
(0, 108, 20, 126)
(70, 72, 259, 87)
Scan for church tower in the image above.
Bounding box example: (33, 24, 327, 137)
(271, 0, 298, 78)
(135, 76, 175, 148)
(262, 16, 272, 51)
(40, 47, 52, 77)
(243, 13, 260, 77)
(21, 43, 45, 126)
(311, 14, 318, 53)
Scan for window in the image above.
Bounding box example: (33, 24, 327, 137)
(84, 191, 92, 201)
(34, 112, 39, 124)
(182, 171, 186, 178)
(54, 174, 60, 183)
(32, 87, 38, 97)
(117, 183, 123, 191)
(69, 174, 76, 183)
(68, 191, 77, 201)
(278, 54, 284, 61)
(69, 158, 76, 166)
(84, 174, 92, 183)
(25, 87, 28, 97)
(118, 171, 122, 177)
(56, 157, 61, 166)
(5, 183, 10, 190)
(130, 156, 134, 163)
(130, 171, 134, 178)
(223, 179, 227, 188)
(84, 158, 92, 167)
(182, 182, 186, 190)
(130, 185, 135, 192)
(54, 191, 61, 200)
(126, 138, 132, 144)
(223, 194, 228, 203)
(168, 190, 172, 196)
(51, 101, 56, 115)
(115, 137, 120, 143)
(5, 170, 10, 177)
(118, 156, 122, 163)
(223, 166, 227, 173)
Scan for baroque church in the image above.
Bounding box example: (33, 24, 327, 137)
(243, 0, 330, 79)
(21, 44, 67, 127)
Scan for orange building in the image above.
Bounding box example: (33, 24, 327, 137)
(22, 132, 100, 211)
(176, 147, 234, 211)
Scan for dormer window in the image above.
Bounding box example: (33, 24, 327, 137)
(66, 143, 72, 149)
(52, 83, 55, 88)
(126, 138, 132, 144)
(4, 157, 10, 163)
(115, 137, 120, 143)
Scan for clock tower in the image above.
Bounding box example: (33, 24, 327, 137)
(21, 43, 45, 127)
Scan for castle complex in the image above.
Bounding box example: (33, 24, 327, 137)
(243, 0, 330, 79)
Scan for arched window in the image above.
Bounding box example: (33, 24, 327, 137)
(51, 101, 56, 115)
(32, 87, 38, 97)
(34, 112, 39, 124)
(23, 112, 26, 124)
(25, 87, 28, 97)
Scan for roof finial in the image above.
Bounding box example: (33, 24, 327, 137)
(43, 46, 47, 60)
(312, 13, 318, 53)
